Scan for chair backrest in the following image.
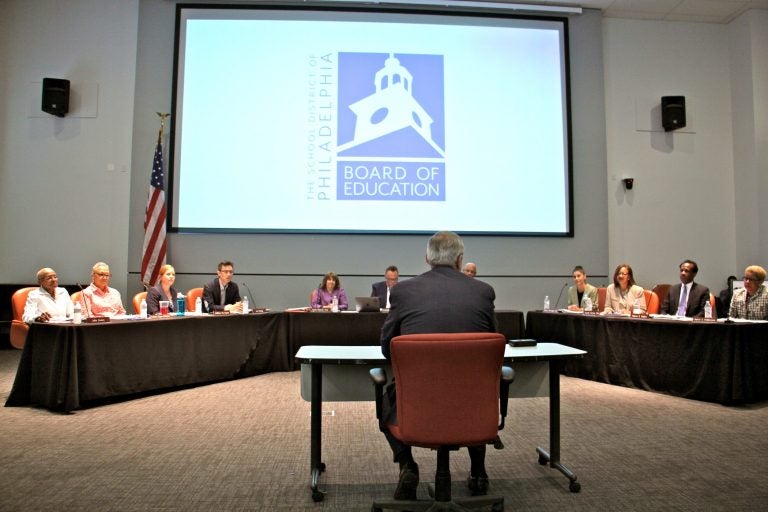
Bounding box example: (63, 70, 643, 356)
(70, 291, 82, 308)
(597, 287, 607, 312)
(132, 291, 147, 314)
(710, 292, 717, 318)
(11, 287, 36, 321)
(644, 290, 660, 314)
(651, 284, 671, 307)
(390, 332, 506, 447)
(186, 287, 203, 312)
(309, 289, 318, 306)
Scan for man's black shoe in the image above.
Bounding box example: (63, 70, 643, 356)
(467, 474, 489, 496)
(394, 462, 419, 500)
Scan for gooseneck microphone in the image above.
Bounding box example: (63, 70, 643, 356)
(76, 282, 93, 318)
(554, 282, 569, 310)
(242, 282, 257, 306)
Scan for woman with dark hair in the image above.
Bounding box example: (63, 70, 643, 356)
(567, 265, 599, 311)
(311, 272, 349, 311)
(603, 263, 645, 314)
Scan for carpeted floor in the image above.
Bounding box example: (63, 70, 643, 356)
(1, 349, 767, 511)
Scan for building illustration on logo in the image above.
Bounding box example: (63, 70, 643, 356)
(337, 54, 444, 157)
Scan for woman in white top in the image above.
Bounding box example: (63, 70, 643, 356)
(603, 263, 645, 314)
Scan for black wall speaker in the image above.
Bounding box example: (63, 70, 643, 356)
(661, 96, 685, 132)
(41, 78, 70, 117)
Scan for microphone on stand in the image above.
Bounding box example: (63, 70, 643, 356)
(242, 282, 257, 309)
(554, 282, 569, 310)
(76, 282, 93, 318)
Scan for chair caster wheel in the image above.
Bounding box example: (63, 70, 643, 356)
(538, 454, 548, 465)
(320, 462, 326, 471)
(312, 491, 325, 502)
(372, 506, 383, 512)
(569, 481, 581, 493)
(491, 503, 504, 511)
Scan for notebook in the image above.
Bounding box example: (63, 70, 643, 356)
(355, 296, 381, 312)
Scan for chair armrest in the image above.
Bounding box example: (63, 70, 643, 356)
(370, 368, 388, 426)
(498, 366, 515, 431)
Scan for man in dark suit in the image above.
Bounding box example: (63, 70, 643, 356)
(660, 259, 711, 317)
(380, 231, 496, 500)
(202, 261, 242, 313)
(371, 265, 399, 309)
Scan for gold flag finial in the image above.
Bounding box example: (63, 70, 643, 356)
(156, 112, 171, 143)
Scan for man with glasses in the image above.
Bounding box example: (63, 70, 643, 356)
(729, 265, 768, 320)
(81, 262, 126, 318)
(22, 267, 73, 323)
(202, 261, 242, 313)
(371, 265, 399, 310)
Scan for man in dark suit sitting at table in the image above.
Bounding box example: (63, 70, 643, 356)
(371, 265, 399, 309)
(202, 261, 243, 313)
(380, 231, 497, 501)
(660, 259, 711, 317)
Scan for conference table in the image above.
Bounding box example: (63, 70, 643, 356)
(526, 311, 768, 404)
(295, 342, 586, 502)
(5, 310, 524, 413)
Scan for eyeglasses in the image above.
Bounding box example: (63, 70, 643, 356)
(42, 275, 58, 281)
(94, 272, 111, 278)
(743, 276, 762, 282)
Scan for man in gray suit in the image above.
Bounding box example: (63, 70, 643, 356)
(380, 231, 496, 500)
(660, 259, 711, 317)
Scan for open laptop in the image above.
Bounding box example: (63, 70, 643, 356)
(355, 296, 381, 312)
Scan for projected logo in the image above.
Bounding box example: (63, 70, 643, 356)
(337, 52, 445, 201)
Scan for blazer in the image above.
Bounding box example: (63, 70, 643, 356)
(146, 285, 180, 316)
(567, 284, 599, 308)
(202, 279, 241, 313)
(380, 265, 496, 360)
(371, 281, 390, 309)
(660, 282, 711, 317)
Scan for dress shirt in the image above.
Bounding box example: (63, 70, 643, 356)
(81, 283, 126, 318)
(312, 288, 349, 310)
(729, 285, 768, 320)
(22, 287, 73, 323)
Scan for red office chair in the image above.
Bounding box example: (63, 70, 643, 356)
(185, 287, 203, 312)
(10, 287, 36, 349)
(644, 290, 660, 315)
(597, 287, 607, 312)
(370, 333, 513, 512)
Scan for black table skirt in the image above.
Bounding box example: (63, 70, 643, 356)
(6, 310, 523, 412)
(526, 311, 768, 404)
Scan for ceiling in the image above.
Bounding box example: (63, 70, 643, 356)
(492, 0, 768, 23)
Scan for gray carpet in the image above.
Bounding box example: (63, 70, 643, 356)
(1, 349, 767, 511)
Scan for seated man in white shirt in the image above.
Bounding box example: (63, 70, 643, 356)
(22, 267, 73, 323)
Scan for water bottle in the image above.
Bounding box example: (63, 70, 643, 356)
(543, 295, 550, 311)
(583, 296, 593, 312)
(331, 295, 339, 313)
(176, 293, 185, 316)
(73, 301, 82, 324)
(139, 298, 148, 319)
(195, 296, 202, 315)
(632, 298, 643, 315)
(704, 299, 712, 319)
(242, 295, 249, 314)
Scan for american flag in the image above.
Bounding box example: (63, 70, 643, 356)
(140, 138, 167, 286)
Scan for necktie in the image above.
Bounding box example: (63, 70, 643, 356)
(220, 285, 226, 306)
(677, 285, 688, 316)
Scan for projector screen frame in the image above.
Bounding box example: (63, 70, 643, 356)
(169, 2, 575, 237)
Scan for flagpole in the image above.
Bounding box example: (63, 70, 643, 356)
(141, 113, 171, 288)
